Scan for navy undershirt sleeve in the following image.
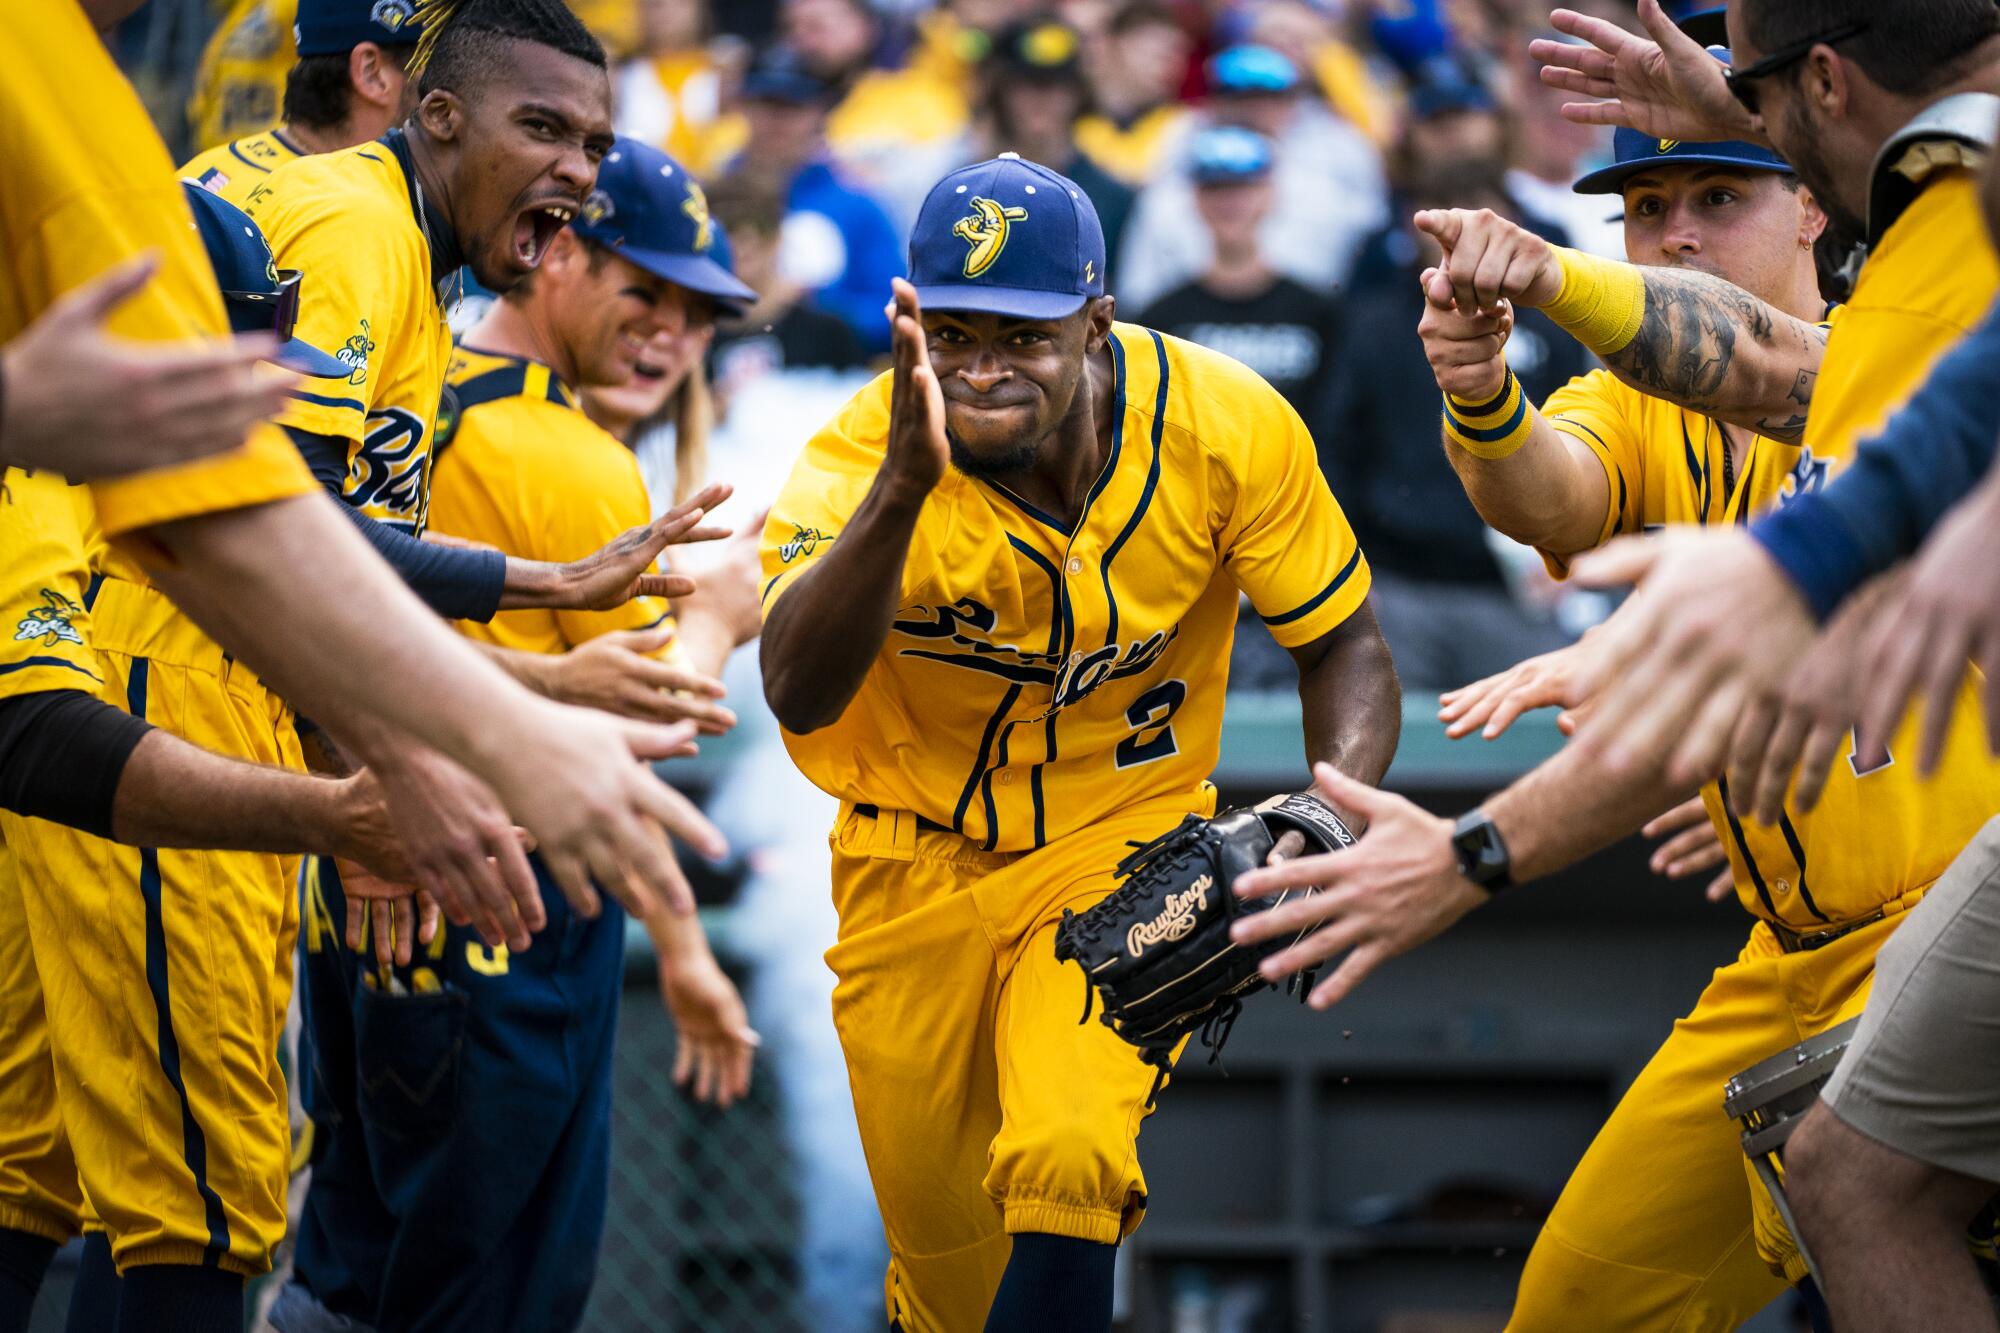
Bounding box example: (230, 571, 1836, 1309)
(0, 690, 153, 838)
(285, 427, 507, 622)
(1752, 296, 2000, 619)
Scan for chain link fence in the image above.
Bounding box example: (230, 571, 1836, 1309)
(585, 949, 811, 1333)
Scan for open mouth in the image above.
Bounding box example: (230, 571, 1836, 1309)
(631, 360, 666, 382)
(513, 203, 575, 267)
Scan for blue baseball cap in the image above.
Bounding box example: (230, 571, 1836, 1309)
(569, 138, 758, 314)
(182, 182, 350, 378)
(908, 154, 1106, 320)
(293, 0, 420, 58)
(1573, 49, 1792, 194)
(1576, 43, 1800, 193)
(1408, 53, 1498, 119)
(741, 43, 833, 104)
(1189, 126, 1274, 186)
(1208, 44, 1301, 96)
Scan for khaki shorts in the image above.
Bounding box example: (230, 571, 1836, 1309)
(1824, 815, 2000, 1186)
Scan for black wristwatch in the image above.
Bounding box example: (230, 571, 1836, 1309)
(1451, 808, 1514, 895)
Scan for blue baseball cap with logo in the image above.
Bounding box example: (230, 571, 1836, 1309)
(1189, 126, 1275, 186)
(568, 137, 757, 314)
(1573, 46, 1793, 194)
(183, 181, 350, 378)
(1207, 44, 1302, 96)
(908, 154, 1106, 320)
(293, 0, 420, 57)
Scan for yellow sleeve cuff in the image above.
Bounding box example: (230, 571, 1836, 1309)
(1543, 246, 1647, 358)
(88, 423, 318, 537)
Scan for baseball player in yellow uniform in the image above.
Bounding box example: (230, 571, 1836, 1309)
(1228, 75, 2000, 1333)
(183, 0, 419, 196)
(759, 154, 1401, 1332)
(279, 138, 761, 1333)
(0, 179, 435, 1330)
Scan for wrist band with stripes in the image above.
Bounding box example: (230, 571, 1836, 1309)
(1442, 369, 1532, 459)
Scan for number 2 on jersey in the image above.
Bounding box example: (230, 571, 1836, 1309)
(1116, 680, 1187, 769)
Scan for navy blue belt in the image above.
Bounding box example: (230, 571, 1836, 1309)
(851, 803, 954, 834)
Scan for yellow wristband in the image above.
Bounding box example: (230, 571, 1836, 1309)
(1543, 246, 1647, 358)
(1442, 370, 1532, 460)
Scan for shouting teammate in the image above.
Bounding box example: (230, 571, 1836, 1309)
(759, 155, 1400, 1331)
(279, 140, 761, 1333)
(1226, 11, 2000, 1329)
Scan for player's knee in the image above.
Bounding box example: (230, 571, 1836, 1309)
(989, 1120, 1128, 1214)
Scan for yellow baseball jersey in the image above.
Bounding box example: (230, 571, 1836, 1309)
(0, 471, 101, 701)
(763, 325, 1370, 853)
(180, 126, 309, 204)
(243, 133, 456, 533)
(1074, 105, 1190, 188)
(0, 1, 316, 539)
(186, 0, 297, 153)
(428, 347, 676, 654)
(1543, 175, 2000, 931)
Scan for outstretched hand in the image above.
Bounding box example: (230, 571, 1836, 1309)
(882, 278, 951, 498)
(1413, 208, 1563, 318)
(525, 481, 736, 612)
(1229, 764, 1489, 1010)
(0, 252, 298, 479)
(1532, 0, 1760, 145)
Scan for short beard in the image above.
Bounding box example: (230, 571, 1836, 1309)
(948, 430, 1038, 478)
(1779, 101, 1867, 242)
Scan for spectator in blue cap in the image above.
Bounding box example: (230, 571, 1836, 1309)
(720, 41, 905, 354)
(1135, 128, 1337, 425)
(1119, 41, 1385, 311)
(1134, 125, 1346, 692)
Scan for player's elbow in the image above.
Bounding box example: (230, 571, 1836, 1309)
(759, 658, 840, 734)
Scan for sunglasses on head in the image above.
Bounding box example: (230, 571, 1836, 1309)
(1724, 20, 1870, 117)
(223, 268, 304, 343)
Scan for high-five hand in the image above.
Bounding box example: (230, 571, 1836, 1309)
(503, 481, 735, 611)
(882, 278, 952, 498)
(1532, 0, 1760, 144)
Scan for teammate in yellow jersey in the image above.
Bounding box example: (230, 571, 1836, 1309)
(188, 0, 300, 152)
(0, 188, 445, 1333)
(229, 0, 739, 677)
(1231, 15, 2000, 1332)
(759, 155, 1400, 1331)
(281, 138, 762, 1333)
(183, 0, 418, 198)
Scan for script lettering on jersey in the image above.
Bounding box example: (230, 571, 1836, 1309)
(892, 597, 1178, 710)
(345, 406, 429, 529)
(1778, 446, 1830, 505)
(1126, 874, 1211, 957)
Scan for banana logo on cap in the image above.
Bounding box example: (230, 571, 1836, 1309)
(954, 197, 1029, 278)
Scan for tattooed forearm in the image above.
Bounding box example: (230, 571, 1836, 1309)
(1600, 269, 1827, 440)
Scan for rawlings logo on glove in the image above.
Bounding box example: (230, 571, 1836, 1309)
(1054, 792, 1357, 1101)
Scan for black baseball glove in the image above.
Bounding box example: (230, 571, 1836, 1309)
(1053, 793, 1357, 1097)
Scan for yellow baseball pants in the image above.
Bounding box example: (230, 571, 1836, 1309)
(826, 789, 1213, 1333)
(0, 580, 300, 1275)
(1509, 903, 1917, 1330)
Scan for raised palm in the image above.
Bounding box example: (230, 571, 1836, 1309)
(1533, 0, 1762, 146)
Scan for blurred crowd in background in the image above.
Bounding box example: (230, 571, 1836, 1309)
(131, 0, 1741, 698)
